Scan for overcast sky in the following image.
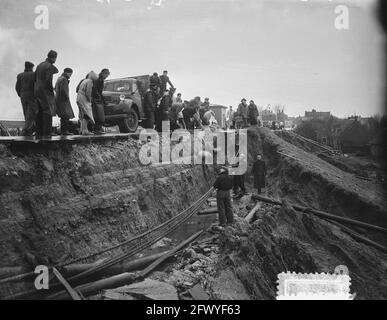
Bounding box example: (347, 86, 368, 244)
(0, 0, 384, 120)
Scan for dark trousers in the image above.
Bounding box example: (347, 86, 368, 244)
(217, 190, 234, 225)
(92, 101, 105, 132)
(60, 118, 72, 134)
(36, 107, 52, 137)
(21, 98, 38, 136)
(257, 188, 262, 194)
(143, 111, 155, 129)
(233, 175, 246, 194)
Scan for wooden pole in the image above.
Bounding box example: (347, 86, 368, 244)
(197, 208, 218, 216)
(252, 194, 387, 235)
(331, 222, 387, 254)
(52, 267, 82, 300)
(245, 203, 261, 224)
(62, 250, 169, 277)
(47, 231, 204, 300)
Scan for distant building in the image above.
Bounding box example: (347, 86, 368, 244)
(261, 109, 277, 127)
(304, 109, 331, 121)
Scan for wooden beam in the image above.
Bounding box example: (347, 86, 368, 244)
(47, 231, 204, 300)
(252, 194, 387, 235)
(52, 267, 82, 300)
(245, 203, 261, 224)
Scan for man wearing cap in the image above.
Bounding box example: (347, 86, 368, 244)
(235, 98, 249, 129)
(92, 69, 110, 134)
(34, 50, 59, 136)
(16, 61, 38, 136)
(213, 167, 234, 228)
(55, 68, 75, 135)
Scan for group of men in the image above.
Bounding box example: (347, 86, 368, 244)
(143, 75, 216, 132)
(15, 50, 110, 136)
(213, 154, 267, 228)
(226, 99, 260, 129)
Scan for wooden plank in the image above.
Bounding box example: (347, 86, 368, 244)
(52, 267, 82, 300)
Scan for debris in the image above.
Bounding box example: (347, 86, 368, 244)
(189, 284, 210, 300)
(106, 279, 178, 300)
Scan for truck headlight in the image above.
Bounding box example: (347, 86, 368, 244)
(119, 95, 125, 102)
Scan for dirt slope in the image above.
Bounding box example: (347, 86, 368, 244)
(0, 138, 213, 298)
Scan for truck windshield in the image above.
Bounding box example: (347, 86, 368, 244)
(104, 81, 132, 93)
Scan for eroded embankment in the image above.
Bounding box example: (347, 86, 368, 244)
(214, 204, 387, 300)
(208, 127, 387, 300)
(247, 127, 387, 229)
(0, 138, 214, 297)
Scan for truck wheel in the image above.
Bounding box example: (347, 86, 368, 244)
(119, 109, 139, 133)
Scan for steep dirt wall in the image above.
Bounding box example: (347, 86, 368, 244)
(216, 204, 387, 300)
(246, 127, 387, 229)
(0, 139, 214, 284)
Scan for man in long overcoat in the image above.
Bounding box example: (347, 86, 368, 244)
(252, 154, 267, 194)
(34, 50, 59, 136)
(16, 61, 38, 136)
(55, 68, 75, 135)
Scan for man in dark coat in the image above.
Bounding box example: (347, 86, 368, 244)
(15, 61, 38, 136)
(159, 70, 174, 97)
(235, 99, 248, 129)
(34, 50, 59, 136)
(156, 90, 173, 132)
(143, 86, 158, 129)
(92, 68, 110, 134)
(233, 154, 247, 196)
(213, 167, 234, 227)
(248, 100, 259, 126)
(252, 154, 267, 194)
(55, 68, 74, 135)
(199, 97, 210, 120)
(150, 72, 161, 91)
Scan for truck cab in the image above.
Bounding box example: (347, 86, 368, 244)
(102, 75, 150, 133)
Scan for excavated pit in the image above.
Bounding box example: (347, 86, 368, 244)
(208, 127, 387, 300)
(0, 127, 386, 300)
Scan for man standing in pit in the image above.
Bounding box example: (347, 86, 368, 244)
(34, 50, 59, 137)
(15, 61, 38, 136)
(252, 154, 267, 194)
(92, 68, 110, 134)
(233, 154, 247, 197)
(55, 68, 75, 135)
(213, 167, 234, 228)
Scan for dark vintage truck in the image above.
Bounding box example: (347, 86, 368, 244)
(102, 75, 151, 133)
